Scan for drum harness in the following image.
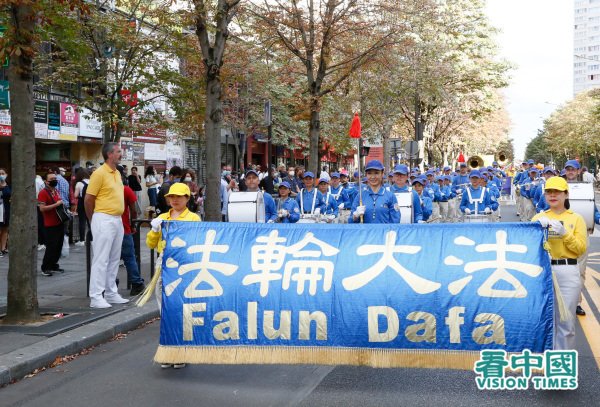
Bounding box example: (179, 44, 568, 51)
(466, 187, 487, 215)
(299, 188, 319, 216)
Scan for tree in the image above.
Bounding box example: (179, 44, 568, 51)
(189, 0, 241, 221)
(525, 131, 551, 165)
(250, 0, 397, 173)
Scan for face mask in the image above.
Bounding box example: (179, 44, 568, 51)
(60, 171, 65, 176)
(49, 180, 58, 187)
(184, 177, 192, 182)
(289, 171, 295, 177)
(0, 175, 5, 182)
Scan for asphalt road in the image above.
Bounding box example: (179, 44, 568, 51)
(1, 202, 599, 407)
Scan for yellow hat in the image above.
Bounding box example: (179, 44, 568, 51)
(165, 182, 191, 197)
(544, 176, 568, 192)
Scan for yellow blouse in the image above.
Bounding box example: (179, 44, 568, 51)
(532, 209, 587, 259)
(146, 208, 201, 252)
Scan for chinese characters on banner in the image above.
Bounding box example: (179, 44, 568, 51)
(59, 102, 79, 141)
(155, 222, 554, 368)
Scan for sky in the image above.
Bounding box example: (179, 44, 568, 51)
(485, 0, 574, 160)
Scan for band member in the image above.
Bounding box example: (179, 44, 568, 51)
(388, 164, 423, 223)
(460, 170, 493, 216)
(350, 160, 399, 224)
(412, 177, 432, 222)
(532, 177, 587, 349)
(276, 182, 300, 223)
(296, 172, 326, 216)
(317, 178, 339, 219)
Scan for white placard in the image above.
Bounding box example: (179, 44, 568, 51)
(79, 108, 103, 139)
(144, 143, 167, 160)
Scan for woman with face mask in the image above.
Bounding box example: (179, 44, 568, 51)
(182, 169, 200, 213)
(0, 168, 10, 256)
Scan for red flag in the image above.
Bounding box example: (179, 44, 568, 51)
(457, 152, 465, 163)
(349, 113, 361, 139)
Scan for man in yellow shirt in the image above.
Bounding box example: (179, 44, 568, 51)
(84, 142, 127, 308)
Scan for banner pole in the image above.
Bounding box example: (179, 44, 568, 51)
(357, 138, 363, 223)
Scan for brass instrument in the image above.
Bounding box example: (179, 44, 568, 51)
(496, 152, 508, 166)
(467, 155, 484, 169)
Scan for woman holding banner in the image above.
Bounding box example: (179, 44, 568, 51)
(532, 176, 587, 350)
(350, 160, 399, 224)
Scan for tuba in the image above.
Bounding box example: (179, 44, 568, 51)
(467, 155, 484, 169)
(496, 152, 508, 166)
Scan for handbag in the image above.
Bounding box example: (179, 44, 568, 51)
(46, 188, 71, 224)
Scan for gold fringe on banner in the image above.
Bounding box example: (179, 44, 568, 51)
(154, 345, 482, 370)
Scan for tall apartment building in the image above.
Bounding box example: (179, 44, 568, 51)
(574, 0, 600, 95)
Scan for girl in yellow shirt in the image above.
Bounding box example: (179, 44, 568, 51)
(532, 176, 587, 350)
(140, 182, 200, 369)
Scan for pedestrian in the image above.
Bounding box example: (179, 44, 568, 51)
(349, 160, 400, 224)
(37, 171, 65, 276)
(157, 166, 183, 214)
(259, 167, 276, 195)
(128, 166, 143, 215)
(85, 142, 128, 308)
(581, 166, 595, 183)
(144, 165, 159, 209)
(142, 182, 201, 369)
(117, 166, 145, 296)
(73, 168, 90, 246)
(35, 173, 46, 251)
(0, 168, 10, 256)
(182, 168, 200, 212)
(532, 177, 587, 350)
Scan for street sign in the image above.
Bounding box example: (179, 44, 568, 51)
(404, 141, 419, 158)
(264, 100, 272, 126)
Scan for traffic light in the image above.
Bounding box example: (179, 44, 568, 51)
(360, 146, 371, 157)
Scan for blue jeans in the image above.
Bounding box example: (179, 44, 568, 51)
(121, 234, 144, 285)
(147, 187, 157, 207)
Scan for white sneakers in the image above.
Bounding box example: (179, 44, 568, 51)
(75, 241, 85, 247)
(90, 298, 112, 309)
(90, 294, 129, 308)
(37, 244, 46, 251)
(104, 294, 129, 304)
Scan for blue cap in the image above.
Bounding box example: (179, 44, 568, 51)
(469, 170, 482, 179)
(365, 160, 384, 171)
(492, 161, 498, 166)
(303, 171, 315, 178)
(412, 167, 420, 172)
(443, 175, 451, 181)
(527, 159, 535, 165)
(362, 177, 368, 182)
(426, 170, 434, 176)
(564, 159, 580, 170)
(279, 181, 291, 189)
(528, 167, 539, 173)
(459, 162, 467, 167)
(331, 172, 340, 178)
(560, 169, 567, 176)
(436, 176, 443, 182)
(393, 164, 409, 175)
(486, 166, 493, 170)
(353, 171, 359, 178)
(542, 167, 555, 175)
(245, 169, 259, 177)
(318, 178, 329, 184)
(411, 176, 426, 186)
(443, 166, 451, 171)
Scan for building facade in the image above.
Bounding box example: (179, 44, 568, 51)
(574, 0, 600, 94)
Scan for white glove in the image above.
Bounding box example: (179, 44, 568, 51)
(150, 217, 162, 232)
(354, 205, 366, 217)
(549, 219, 566, 236)
(279, 209, 289, 218)
(484, 207, 492, 215)
(267, 219, 275, 224)
(464, 208, 471, 215)
(418, 220, 426, 224)
(536, 217, 550, 228)
(314, 208, 321, 215)
(338, 203, 345, 210)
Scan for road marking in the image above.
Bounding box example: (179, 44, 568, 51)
(580, 267, 600, 370)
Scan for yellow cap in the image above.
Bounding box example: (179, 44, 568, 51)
(165, 182, 191, 197)
(544, 176, 568, 192)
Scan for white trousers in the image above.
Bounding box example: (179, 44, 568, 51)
(90, 213, 124, 300)
(521, 198, 535, 222)
(553, 264, 582, 350)
(439, 201, 449, 223)
(448, 198, 458, 223)
(578, 235, 590, 304)
(431, 202, 440, 223)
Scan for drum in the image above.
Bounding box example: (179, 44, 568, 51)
(298, 215, 318, 224)
(568, 182, 595, 232)
(338, 209, 351, 224)
(463, 214, 491, 223)
(227, 191, 266, 223)
(395, 192, 413, 224)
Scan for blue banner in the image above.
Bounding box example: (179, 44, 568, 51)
(156, 222, 553, 368)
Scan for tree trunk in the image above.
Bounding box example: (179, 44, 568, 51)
(308, 98, 321, 174)
(204, 76, 223, 221)
(5, 3, 40, 323)
(382, 119, 393, 171)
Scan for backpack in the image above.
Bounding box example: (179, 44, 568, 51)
(156, 180, 172, 214)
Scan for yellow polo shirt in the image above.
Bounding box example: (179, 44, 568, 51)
(532, 209, 587, 259)
(86, 163, 124, 216)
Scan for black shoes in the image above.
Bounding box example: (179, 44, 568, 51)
(41, 270, 53, 277)
(576, 305, 586, 316)
(130, 283, 146, 296)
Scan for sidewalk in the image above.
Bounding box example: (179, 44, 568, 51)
(0, 230, 159, 386)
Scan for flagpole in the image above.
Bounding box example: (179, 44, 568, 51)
(357, 138, 363, 223)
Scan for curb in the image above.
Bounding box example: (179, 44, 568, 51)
(0, 303, 159, 387)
